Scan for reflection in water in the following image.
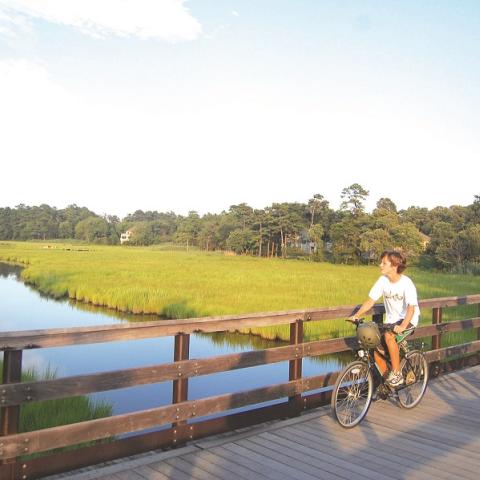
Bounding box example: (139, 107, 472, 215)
(0, 262, 22, 278)
(67, 298, 164, 323)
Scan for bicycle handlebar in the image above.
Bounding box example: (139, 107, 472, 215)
(345, 318, 395, 332)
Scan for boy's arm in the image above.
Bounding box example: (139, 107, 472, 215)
(349, 298, 375, 321)
(393, 305, 415, 333)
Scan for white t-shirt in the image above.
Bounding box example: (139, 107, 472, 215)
(368, 274, 420, 326)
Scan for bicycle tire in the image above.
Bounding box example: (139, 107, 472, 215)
(397, 350, 429, 409)
(331, 360, 373, 428)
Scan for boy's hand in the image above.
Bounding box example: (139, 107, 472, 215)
(393, 324, 405, 334)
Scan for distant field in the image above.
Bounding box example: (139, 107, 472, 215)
(1, 241, 479, 341)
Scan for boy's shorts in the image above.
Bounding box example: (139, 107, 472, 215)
(379, 320, 415, 351)
(394, 320, 415, 343)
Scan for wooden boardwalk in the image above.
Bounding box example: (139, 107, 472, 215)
(50, 365, 480, 480)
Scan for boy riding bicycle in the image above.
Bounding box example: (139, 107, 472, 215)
(349, 250, 420, 387)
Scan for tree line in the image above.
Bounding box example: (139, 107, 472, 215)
(1, 185, 479, 273)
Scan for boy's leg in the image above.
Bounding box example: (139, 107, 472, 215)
(385, 331, 401, 372)
(374, 350, 388, 376)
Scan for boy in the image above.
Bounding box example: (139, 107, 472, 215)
(349, 250, 420, 386)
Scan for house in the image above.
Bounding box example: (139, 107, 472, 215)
(120, 230, 133, 245)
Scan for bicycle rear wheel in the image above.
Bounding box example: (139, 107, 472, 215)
(331, 361, 373, 428)
(397, 350, 429, 409)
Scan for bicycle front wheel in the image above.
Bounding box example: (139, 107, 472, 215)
(397, 350, 429, 409)
(331, 361, 373, 428)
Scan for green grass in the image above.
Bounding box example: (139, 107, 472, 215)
(1, 241, 479, 342)
(0, 360, 112, 457)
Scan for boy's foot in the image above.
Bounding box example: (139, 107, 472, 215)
(386, 370, 404, 387)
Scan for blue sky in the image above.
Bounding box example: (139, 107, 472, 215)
(0, 1, 479, 217)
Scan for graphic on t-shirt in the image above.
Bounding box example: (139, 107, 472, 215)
(384, 292, 404, 301)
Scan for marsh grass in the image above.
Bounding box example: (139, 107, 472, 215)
(1, 241, 479, 343)
(0, 360, 113, 458)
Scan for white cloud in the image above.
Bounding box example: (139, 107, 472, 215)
(0, 5, 32, 37)
(0, 0, 201, 41)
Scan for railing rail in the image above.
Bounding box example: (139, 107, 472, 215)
(1, 294, 480, 479)
(2, 294, 479, 350)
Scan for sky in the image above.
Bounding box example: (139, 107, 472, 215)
(0, 0, 479, 218)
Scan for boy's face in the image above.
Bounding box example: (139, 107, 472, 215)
(379, 256, 398, 276)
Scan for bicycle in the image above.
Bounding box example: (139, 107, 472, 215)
(331, 318, 429, 428)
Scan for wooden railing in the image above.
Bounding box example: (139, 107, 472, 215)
(1, 294, 480, 479)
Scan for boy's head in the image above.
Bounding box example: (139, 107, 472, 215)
(380, 250, 407, 273)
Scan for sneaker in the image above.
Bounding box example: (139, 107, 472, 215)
(386, 370, 404, 387)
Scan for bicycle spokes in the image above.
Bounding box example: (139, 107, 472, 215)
(397, 351, 428, 409)
(332, 362, 373, 428)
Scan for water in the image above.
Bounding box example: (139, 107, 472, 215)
(0, 262, 346, 418)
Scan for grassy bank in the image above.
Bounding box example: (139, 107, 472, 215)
(1, 241, 479, 341)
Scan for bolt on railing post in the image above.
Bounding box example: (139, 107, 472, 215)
(288, 318, 303, 416)
(432, 307, 442, 351)
(172, 333, 190, 438)
(1, 349, 23, 479)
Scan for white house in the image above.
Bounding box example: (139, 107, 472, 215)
(120, 230, 133, 245)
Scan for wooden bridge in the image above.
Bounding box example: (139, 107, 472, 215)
(1, 294, 480, 479)
(49, 364, 480, 480)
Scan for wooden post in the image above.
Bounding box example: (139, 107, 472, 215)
(432, 307, 442, 351)
(172, 334, 190, 445)
(288, 319, 303, 416)
(1, 350, 23, 480)
(172, 334, 190, 405)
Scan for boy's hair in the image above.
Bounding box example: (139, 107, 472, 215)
(380, 250, 407, 273)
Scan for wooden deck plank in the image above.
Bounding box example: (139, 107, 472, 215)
(210, 444, 292, 480)
(367, 406, 480, 454)
(115, 470, 153, 480)
(164, 456, 223, 480)
(246, 432, 373, 480)
(387, 392, 480, 422)
(185, 449, 270, 480)
(270, 425, 432, 480)
(437, 375, 480, 390)
(410, 396, 480, 418)
(180, 452, 250, 480)
(218, 443, 303, 480)
(235, 436, 345, 480)
(287, 422, 457, 480)
(391, 404, 480, 434)
(419, 390, 480, 410)
(146, 460, 202, 480)
(260, 429, 385, 480)
(304, 419, 480, 475)
(429, 379, 480, 399)
(133, 465, 170, 480)
(422, 395, 480, 414)
(298, 420, 479, 478)
(240, 434, 350, 480)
